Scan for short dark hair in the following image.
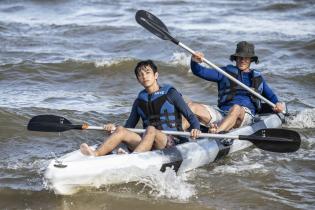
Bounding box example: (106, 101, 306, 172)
(134, 60, 157, 78)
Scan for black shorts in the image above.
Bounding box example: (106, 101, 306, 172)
(165, 135, 189, 148)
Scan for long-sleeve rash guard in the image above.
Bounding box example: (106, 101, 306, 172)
(124, 88, 200, 130)
(191, 60, 278, 115)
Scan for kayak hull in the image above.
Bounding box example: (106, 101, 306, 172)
(44, 114, 282, 195)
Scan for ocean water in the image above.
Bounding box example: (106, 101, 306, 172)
(0, 0, 314, 209)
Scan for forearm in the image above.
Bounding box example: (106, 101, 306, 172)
(262, 80, 279, 104)
(124, 101, 139, 128)
(190, 60, 222, 81)
(168, 89, 200, 129)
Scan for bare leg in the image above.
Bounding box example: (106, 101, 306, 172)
(187, 102, 212, 125)
(133, 126, 168, 153)
(80, 126, 141, 156)
(181, 116, 190, 130)
(134, 126, 157, 152)
(214, 105, 245, 133)
(152, 130, 169, 149)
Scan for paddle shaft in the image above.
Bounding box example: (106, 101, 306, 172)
(87, 125, 241, 140)
(86, 126, 293, 143)
(27, 114, 301, 152)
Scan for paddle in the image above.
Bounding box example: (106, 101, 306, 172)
(27, 115, 300, 153)
(135, 10, 282, 112)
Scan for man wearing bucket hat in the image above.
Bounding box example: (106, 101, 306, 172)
(186, 41, 284, 133)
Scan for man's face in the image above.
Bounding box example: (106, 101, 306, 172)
(136, 65, 158, 88)
(236, 56, 251, 71)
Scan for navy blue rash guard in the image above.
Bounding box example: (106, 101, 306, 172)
(124, 88, 200, 130)
(191, 60, 279, 115)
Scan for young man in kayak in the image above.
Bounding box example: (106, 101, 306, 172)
(80, 60, 201, 156)
(187, 41, 285, 133)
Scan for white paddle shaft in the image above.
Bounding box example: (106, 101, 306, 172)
(85, 126, 239, 139)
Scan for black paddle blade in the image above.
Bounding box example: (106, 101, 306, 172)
(27, 115, 80, 132)
(135, 10, 179, 44)
(240, 128, 301, 153)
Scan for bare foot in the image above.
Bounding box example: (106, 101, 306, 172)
(117, 147, 128, 155)
(80, 143, 96, 156)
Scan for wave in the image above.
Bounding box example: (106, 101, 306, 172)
(3, 54, 309, 77)
(0, 89, 131, 115)
(170, 52, 191, 67)
(286, 108, 315, 129)
(302, 39, 315, 51)
(261, 3, 301, 11)
(94, 57, 136, 68)
(0, 108, 30, 139)
(285, 39, 315, 60)
(0, 57, 196, 78)
(209, 150, 269, 176)
(0, 5, 25, 13)
(288, 72, 315, 86)
(0, 58, 138, 77)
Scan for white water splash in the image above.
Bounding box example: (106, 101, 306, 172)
(3, 159, 49, 172)
(94, 57, 133, 68)
(170, 52, 191, 67)
(304, 137, 315, 148)
(211, 151, 268, 175)
(212, 162, 266, 175)
(136, 167, 196, 201)
(286, 108, 315, 128)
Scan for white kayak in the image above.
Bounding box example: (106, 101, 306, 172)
(44, 114, 283, 195)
